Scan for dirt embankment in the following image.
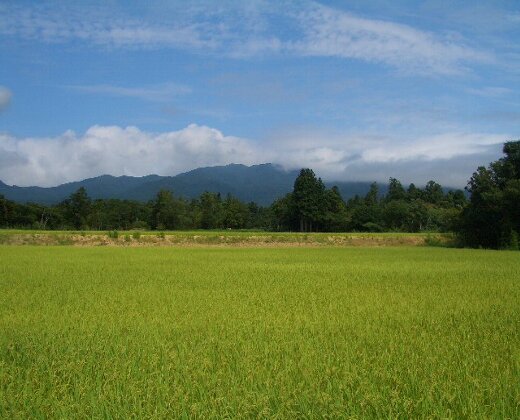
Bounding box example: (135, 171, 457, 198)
(0, 232, 453, 247)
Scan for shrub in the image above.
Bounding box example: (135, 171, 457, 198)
(108, 230, 119, 239)
(424, 234, 443, 247)
(131, 220, 149, 230)
(362, 222, 385, 232)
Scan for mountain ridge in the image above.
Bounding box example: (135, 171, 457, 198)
(0, 163, 390, 206)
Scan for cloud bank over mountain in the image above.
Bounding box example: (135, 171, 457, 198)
(0, 123, 506, 187)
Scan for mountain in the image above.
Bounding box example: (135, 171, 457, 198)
(0, 175, 162, 204)
(0, 163, 386, 206)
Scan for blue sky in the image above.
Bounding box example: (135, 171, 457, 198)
(0, 0, 519, 187)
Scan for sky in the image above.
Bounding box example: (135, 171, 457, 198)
(0, 0, 519, 187)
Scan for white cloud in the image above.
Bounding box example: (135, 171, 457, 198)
(330, 152, 504, 187)
(0, 3, 218, 50)
(65, 83, 191, 102)
(0, 86, 12, 111)
(360, 133, 505, 162)
(0, 124, 260, 187)
(0, 1, 489, 76)
(0, 124, 507, 187)
(265, 129, 506, 184)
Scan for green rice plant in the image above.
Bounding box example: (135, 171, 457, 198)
(0, 245, 519, 417)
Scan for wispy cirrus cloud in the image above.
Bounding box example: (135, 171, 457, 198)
(0, 2, 219, 50)
(292, 3, 491, 75)
(465, 86, 513, 97)
(65, 83, 192, 102)
(0, 1, 490, 76)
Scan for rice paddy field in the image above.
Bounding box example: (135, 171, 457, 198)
(1, 244, 519, 418)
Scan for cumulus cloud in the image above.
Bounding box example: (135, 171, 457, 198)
(0, 124, 261, 187)
(0, 1, 489, 75)
(0, 86, 12, 111)
(0, 124, 507, 187)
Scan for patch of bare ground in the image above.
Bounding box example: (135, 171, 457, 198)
(0, 232, 448, 247)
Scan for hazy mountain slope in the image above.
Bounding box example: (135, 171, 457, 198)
(0, 175, 162, 205)
(0, 164, 387, 206)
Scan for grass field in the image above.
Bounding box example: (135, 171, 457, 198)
(1, 246, 519, 418)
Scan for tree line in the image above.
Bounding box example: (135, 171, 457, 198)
(0, 189, 270, 232)
(1, 140, 518, 249)
(271, 169, 466, 233)
(0, 177, 465, 233)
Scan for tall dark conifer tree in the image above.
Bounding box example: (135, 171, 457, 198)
(292, 169, 326, 232)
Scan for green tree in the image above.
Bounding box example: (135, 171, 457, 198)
(246, 202, 269, 229)
(0, 194, 10, 227)
(423, 181, 444, 205)
(387, 178, 406, 202)
(459, 140, 520, 248)
(222, 194, 249, 229)
(364, 182, 379, 206)
(361, 183, 383, 231)
(199, 192, 223, 229)
(63, 187, 91, 229)
(323, 186, 349, 231)
(405, 199, 429, 232)
(446, 189, 467, 208)
(407, 183, 422, 201)
(345, 186, 383, 232)
(150, 190, 187, 230)
(383, 200, 409, 231)
(292, 169, 327, 232)
(269, 194, 295, 231)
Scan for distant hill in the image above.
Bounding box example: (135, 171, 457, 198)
(0, 163, 388, 206)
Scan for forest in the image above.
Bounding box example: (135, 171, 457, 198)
(0, 179, 465, 232)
